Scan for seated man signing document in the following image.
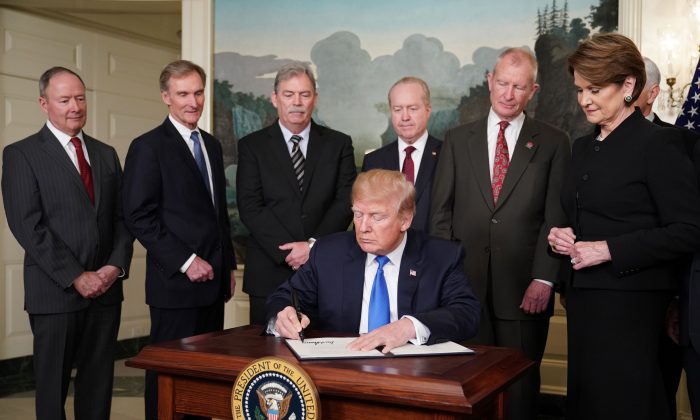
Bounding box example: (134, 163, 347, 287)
(266, 169, 480, 352)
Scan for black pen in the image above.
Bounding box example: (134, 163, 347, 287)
(291, 287, 305, 342)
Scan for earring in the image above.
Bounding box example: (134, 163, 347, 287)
(624, 95, 633, 103)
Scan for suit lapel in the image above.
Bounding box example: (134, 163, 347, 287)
(465, 120, 495, 211)
(414, 136, 439, 203)
(301, 121, 324, 201)
(342, 239, 366, 332)
(383, 141, 401, 170)
(267, 122, 303, 196)
(397, 230, 421, 317)
(38, 126, 95, 208)
(496, 117, 539, 209)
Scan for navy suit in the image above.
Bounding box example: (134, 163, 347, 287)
(266, 230, 480, 344)
(361, 136, 441, 231)
(122, 117, 236, 420)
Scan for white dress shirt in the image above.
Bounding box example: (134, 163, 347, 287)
(279, 121, 311, 158)
(46, 120, 90, 170)
(359, 233, 431, 345)
(397, 131, 428, 181)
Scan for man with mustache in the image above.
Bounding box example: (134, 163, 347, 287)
(237, 61, 357, 325)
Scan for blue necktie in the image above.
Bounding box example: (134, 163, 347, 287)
(368, 255, 391, 332)
(190, 131, 212, 197)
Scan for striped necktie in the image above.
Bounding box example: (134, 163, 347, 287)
(290, 135, 305, 190)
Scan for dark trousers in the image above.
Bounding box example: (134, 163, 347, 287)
(473, 302, 549, 420)
(566, 287, 671, 420)
(145, 300, 224, 420)
(29, 301, 121, 420)
(249, 295, 268, 326)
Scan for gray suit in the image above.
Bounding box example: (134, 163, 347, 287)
(2, 124, 133, 420)
(430, 115, 570, 420)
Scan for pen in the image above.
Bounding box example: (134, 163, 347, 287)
(291, 287, 305, 342)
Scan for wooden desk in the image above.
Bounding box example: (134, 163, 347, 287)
(126, 325, 533, 419)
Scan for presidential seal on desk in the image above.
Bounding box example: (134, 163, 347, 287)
(232, 357, 320, 420)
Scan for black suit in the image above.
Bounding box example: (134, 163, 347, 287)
(2, 125, 133, 420)
(237, 120, 356, 324)
(266, 230, 480, 343)
(650, 113, 700, 419)
(562, 110, 700, 420)
(122, 117, 236, 420)
(361, 135, 441, 231)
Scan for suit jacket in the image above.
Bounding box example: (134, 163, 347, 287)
(2, 125, 133, 314)
(266, 229, 480, 344)
(122, 118, 236, 308)
(430, 116, 570, 320)
(562, 110, 700, 292)
(361, 135, 442, 231)
(237, 120, 357, 297)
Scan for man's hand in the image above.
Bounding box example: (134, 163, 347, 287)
(548, 227, 576, 256)
(226, 270, 236, 303)
(520, 281, 553, 314)
(666, 300, 680, 345)
(570, 241, 611, 270)
(279, 241, 311, 270)
(274, 306, 310, 339)
(347, 318, 416, 353)
(96, 265, 121, 294)
(73, 272, 104, 298)
(186, 256, 214, 282)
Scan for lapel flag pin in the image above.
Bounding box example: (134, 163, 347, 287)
(432, 151, 437, 156)
(409, 269, 417, 276)
(526, 141, 534, 149)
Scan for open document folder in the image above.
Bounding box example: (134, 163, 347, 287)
(285, 337, 474, 360)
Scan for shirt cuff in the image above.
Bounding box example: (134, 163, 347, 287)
(403, 315, 431, 345)
(533, 279, 553, 287)
(117, 267, 126, 278)
(180, 254, 196, 273)
(266, 316, 280, 337)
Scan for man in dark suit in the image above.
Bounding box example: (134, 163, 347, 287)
(1, 67, 133, 420)
(429, 48, 570, 420)
(635, 57, 700, 418)
(122, 60, 236, 420)
(237, 61, 357, 325)
(267, 169, 479, 350)
(361, 77, 441, 231)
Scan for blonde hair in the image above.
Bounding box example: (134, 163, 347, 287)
(353, 169, 416, 216)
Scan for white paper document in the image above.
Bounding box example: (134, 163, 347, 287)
(285, 337, 474, 360)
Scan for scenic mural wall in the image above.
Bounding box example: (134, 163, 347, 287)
(213, 0, 618, 261)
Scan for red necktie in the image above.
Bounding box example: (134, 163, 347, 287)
(70, 137, 94, 204)
(491, 121, 510, 205)
(402, 146, 416, 184)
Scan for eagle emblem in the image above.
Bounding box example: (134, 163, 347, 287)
(256, 381, 292, 420)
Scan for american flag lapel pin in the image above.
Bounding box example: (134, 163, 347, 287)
(409, 269, 417, 277)
(526, 141, 534, 149)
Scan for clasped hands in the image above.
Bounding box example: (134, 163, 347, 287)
(548, 227, 611, 270)
(73, 265, 121, 298)
(275, 306, 416, 353)
(279, 241, 311, 271)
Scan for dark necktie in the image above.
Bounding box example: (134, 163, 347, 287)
(402, 146, 416, 184)
(70, 137, 94, 204)
(190, 131, 212, 197)
(290, 135, 305, 191)
(491, 121, 510, 205)
(368, 255, 391, 332)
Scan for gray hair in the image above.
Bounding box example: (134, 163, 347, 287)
(274, 61, 316, 93)
(493, 47, 538, 83)
(642, 57, 661, 88)
(388, 76, 431, 106)
(39, 67, 85, 98)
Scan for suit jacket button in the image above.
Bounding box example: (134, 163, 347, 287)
(582, 174, 589, 181)
(484, 246, 490, 253)
(594, 145, 600, 152)
(491, 218, 499, 224)
(301, 214, 307, 219)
